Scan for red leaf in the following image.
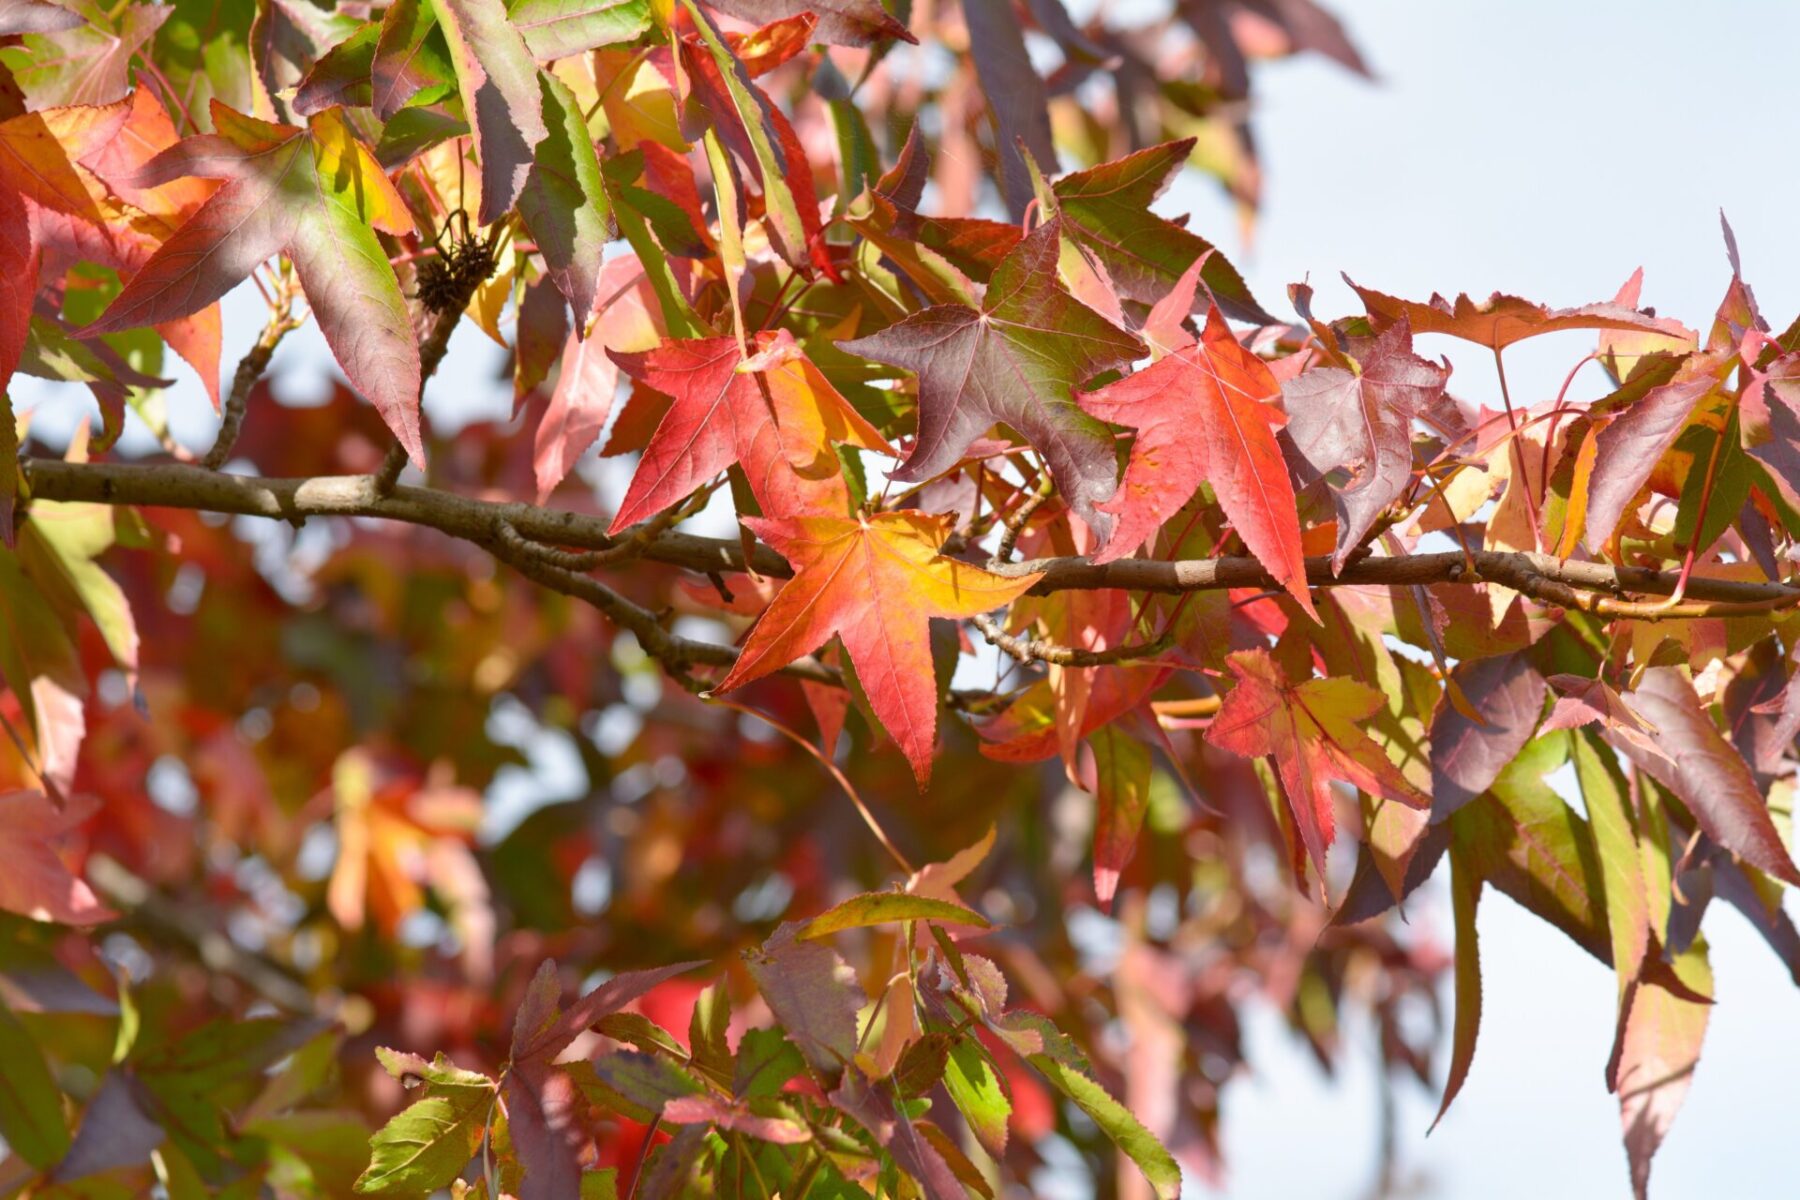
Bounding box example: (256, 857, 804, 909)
(1081, 302, 1312, 616)
(81, 103, 425, 465)
(608, 331, 891, 532)
(1206, 649, 1428, 888)
(0, 790, 114, 926)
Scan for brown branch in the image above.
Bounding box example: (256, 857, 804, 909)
(971, 611, 1175, 667)
(486, 518, 843, 690)
(22, 458, 1800, 621)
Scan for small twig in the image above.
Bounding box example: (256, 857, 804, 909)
(991, 471, 1054, 566)
(971, 610, 1175, 667)
(373, 287, 477, 495)
(710, 697, 916, 874)
(204, 272, 304, 469)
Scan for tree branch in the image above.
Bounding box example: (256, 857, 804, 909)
(22, 458, 1800, 621)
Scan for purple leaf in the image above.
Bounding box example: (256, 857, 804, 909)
(743, 922, 866, 1077)
(840, 220, 1143, 539)
(1428, 652, 1546, 823)
(1617, 668, 1800, 886)
(1283, 317, 1451, 571)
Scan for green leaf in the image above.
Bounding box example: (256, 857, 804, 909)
(1432, 840, 1482, 1131)
(354, 1087, 493, 1194)
(1574, 729, 1650, 1001)
(509, 0, 652, 60)
(1049, 140, 1273, 325)
(943, 1039, 1008, 1156)
(798, 892, 988, 940)
(689, 983, 733, 1086)
(733, 1028, 805, 1099)
(581, 1168, 621, 1200)
(374, 1047, 495, 1091)
(603, 155, 704, 337)
(1026, 1054, 1180, 1200)
(0, 999, 69, 1167)
(568, 1051, 704, 1123)
(18, 500, 137, 669)
(372, 0, 456, 120)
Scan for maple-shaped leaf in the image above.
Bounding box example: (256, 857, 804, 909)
(1080, 299, 1313, 615)
(717, 512, 1043, 786)
(0, 790, 114, 925)
(1050, 141, 1273, 326)
(80, 101, 427, 465)
(608, 331, 892, 532)
(9, 1, 167, 107)
(1282, 316, 1451, 571)
(1205, 648, 1429, 887)
(840, 221, 1145, 539)
(74, 88, 225, 409)
(1346, 276, 1695, 351)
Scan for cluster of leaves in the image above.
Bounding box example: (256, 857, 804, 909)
(3, 0, 1800, 1196)
(351, 837, 1186, 1200)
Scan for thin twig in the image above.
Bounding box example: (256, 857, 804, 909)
(374, 293, 475, 495)
(204, 272, 304, 469)
(971, 611, 1175, 667)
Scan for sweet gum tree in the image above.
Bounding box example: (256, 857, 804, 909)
(0, 0, 1795, 1196)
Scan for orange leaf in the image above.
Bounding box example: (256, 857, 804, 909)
(717, 512, 1042, 786)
